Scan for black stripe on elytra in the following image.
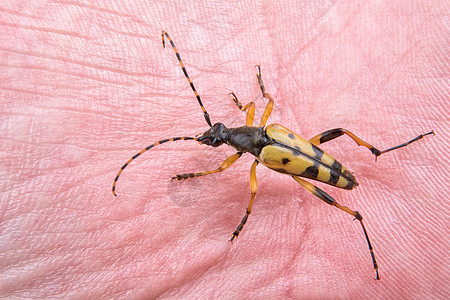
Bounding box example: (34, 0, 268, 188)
(312, 145, 324, 160)
(345, 180, 357, 189)
(328, 170, 340, 185)
(331, 160, 343, 173)
(328, 160, 343, 185)
(301, 164, 319, 178)
(279, 144, 328, 170)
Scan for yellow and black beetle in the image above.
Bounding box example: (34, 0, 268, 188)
(112, 31, 434, 280)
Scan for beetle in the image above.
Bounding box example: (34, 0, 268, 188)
(112, 31, 434, 280)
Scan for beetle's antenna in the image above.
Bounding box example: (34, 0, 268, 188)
(112, 136, 199, 196)
(162, 31, 212, 127)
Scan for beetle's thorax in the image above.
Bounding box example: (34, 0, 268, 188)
(226, 126, 272, 156)
(198, 123, 272, 156)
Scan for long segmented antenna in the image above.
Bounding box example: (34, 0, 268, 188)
(162, 31, 212, 127)
(112, 136, 199, 196)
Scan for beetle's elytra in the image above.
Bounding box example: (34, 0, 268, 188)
(112, 31, 434, 280)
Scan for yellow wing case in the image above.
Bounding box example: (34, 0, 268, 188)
(259, 124, 358, 190)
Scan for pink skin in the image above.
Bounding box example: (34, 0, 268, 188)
(0, 1, 446, 298)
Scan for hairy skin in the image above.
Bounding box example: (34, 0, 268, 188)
(0, 1, 447, 299)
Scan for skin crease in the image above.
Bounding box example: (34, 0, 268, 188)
(0, 0, 447, 299)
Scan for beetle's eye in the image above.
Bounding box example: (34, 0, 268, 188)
(209, 138, 222, 147)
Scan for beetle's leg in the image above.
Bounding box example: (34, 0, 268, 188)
(292, 176, 380, 280)
(229, 92, 255, 126)
(256, 66, 274, 127)
(309, 129, 380, 155)
(172, 152, 242, 180)
(230, 160, 258, 242)
(309, 128, 434, 161)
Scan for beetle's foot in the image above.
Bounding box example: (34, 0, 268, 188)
(229, 92, 243, 109)
(255, 65, 266, 96)
(229, 231, 239, 243)
(171, 173, 195, 181)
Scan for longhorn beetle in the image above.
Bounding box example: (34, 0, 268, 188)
(112, 31, 434, 280)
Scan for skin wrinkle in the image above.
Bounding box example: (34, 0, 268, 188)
(0, 21, 93, 39)
(0, 0, 446, 299)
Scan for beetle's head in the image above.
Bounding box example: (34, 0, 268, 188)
(198, 123, 228, 147)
